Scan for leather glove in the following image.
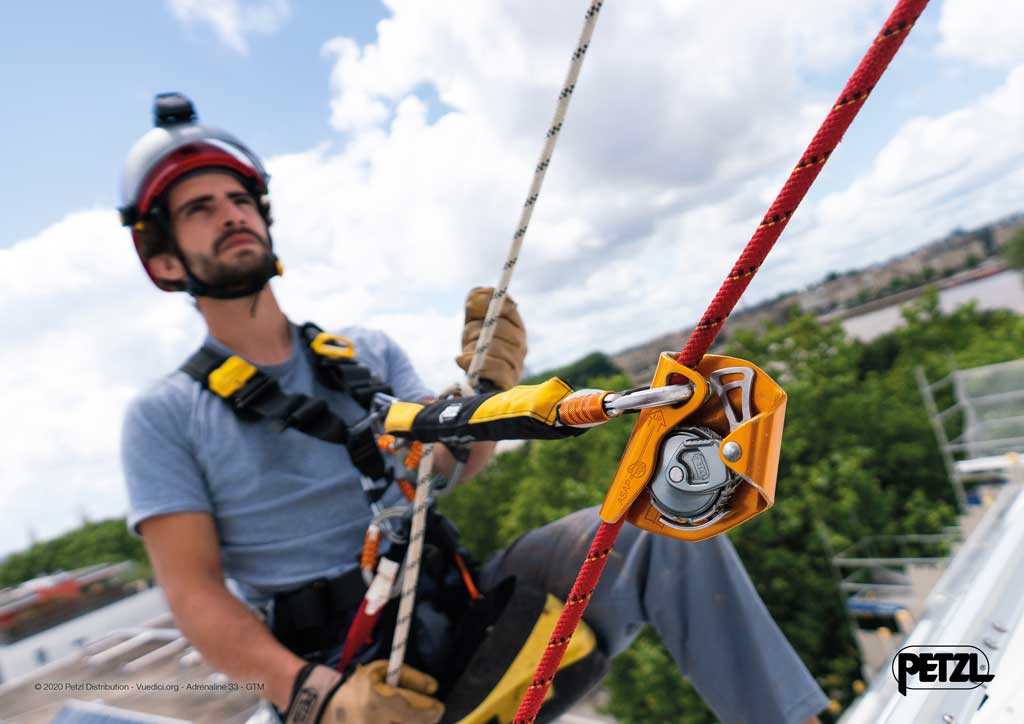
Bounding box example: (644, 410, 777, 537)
(455, 286, 527, 390)
(284, 660, 444, 724)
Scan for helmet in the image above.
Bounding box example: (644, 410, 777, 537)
(119, 93, 281, 298)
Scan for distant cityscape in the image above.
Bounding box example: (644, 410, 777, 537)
(798, 212, 1023, 315)
(611, 211, 1024, 381)
(0, 563, 144, 649)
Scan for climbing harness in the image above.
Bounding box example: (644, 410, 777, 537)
(510, 1, 932, 721)
(177, 322, 604, 721)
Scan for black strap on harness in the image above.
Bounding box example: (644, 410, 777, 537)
(178, 322, 393, 482)
(271, 567, 369, 659)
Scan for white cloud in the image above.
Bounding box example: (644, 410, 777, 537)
(787, 65, 1024, 287)
(308, 0, 907, 361)
(5, 1, 1023, 556)
(0, 210, 207, 553)
(938, 0, 1024, 68)
(167, 0, 291, 54)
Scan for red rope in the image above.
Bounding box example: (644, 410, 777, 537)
(513, 1, 929, 721)
(678, 0, 929, 367)
(513, 517, 624, 722)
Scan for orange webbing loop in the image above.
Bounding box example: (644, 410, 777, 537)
(558, 391, 612, 427)
(377, 434, 397, 453)
(404, 441, 424, 470)
(397, 478, 417, 502)
(454, 552, 482, 601)
(360, 524, 381, 575)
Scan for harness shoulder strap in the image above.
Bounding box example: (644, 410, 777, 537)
(298, 322, 393, 408)
(178, 343, 387, 481)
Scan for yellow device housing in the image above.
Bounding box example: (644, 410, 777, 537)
(599, 353, 787, 541)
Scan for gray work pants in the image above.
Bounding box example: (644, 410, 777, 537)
(478, 506, 828, 724)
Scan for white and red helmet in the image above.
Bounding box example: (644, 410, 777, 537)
(119, 93, 280, 297)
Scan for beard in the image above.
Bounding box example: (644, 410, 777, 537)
(186, 230, 275, 290)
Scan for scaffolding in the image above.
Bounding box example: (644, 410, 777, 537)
(915, 357, 1024, 507)
(836, 358, 1024, 721)
(831, 357, 1024, 683)
(831, 533, 957, 679)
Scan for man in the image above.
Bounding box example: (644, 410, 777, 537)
(120, 93, 827, 724)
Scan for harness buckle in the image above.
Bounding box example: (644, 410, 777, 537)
(208, 356, 258, 398)
(311, 332, 356, 360)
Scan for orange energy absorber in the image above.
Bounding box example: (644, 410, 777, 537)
(404, 441, 424, 470)
(558, 391, 612, 427)
(360, 524, 380, 574)
(398, 479, 417, 501)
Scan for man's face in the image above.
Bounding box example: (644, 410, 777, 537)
(157, 171, 272, 290)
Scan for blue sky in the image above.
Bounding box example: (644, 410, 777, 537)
(2, 0, 1024, 555)
(0, 2, 1010, 250)
(0, 1, 388, 247)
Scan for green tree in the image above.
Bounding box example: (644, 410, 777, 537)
(523, 352, 622, 388)
(0, 519, 149, 587)
(604, 628, 704, 724)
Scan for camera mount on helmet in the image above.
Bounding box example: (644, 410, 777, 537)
(154, 92, 198, 128)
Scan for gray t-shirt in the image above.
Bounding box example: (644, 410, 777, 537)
(121, 323, 433, 606)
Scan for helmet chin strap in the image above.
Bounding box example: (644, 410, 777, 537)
(178, 245, 282, 300)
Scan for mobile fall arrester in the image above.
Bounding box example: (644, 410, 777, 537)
(373, 0, 932, 721)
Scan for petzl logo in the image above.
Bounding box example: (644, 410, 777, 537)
(439, 404, 462, 423)
(892, 645, 993, 696)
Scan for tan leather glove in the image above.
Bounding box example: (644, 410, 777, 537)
(284, 660, 444, 724)
(455, 286, 527, 390)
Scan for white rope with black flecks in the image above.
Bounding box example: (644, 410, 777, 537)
(385, 441, 436, 685)
(386, 0, 605, 687)
(466, 0, 603, 388)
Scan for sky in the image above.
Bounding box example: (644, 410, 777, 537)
(2, 0, 1023, 558)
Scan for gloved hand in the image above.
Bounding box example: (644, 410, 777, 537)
(456, 286, 527, 391)
(284, 660, 444, 724)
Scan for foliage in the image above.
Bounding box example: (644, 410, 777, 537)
(1003, 226, 1024, 271)
(0, 519, 149, 587)
(522, 352, 622, 388)
(444, 292, 1021, 722)
(604, 628, 702, 723)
